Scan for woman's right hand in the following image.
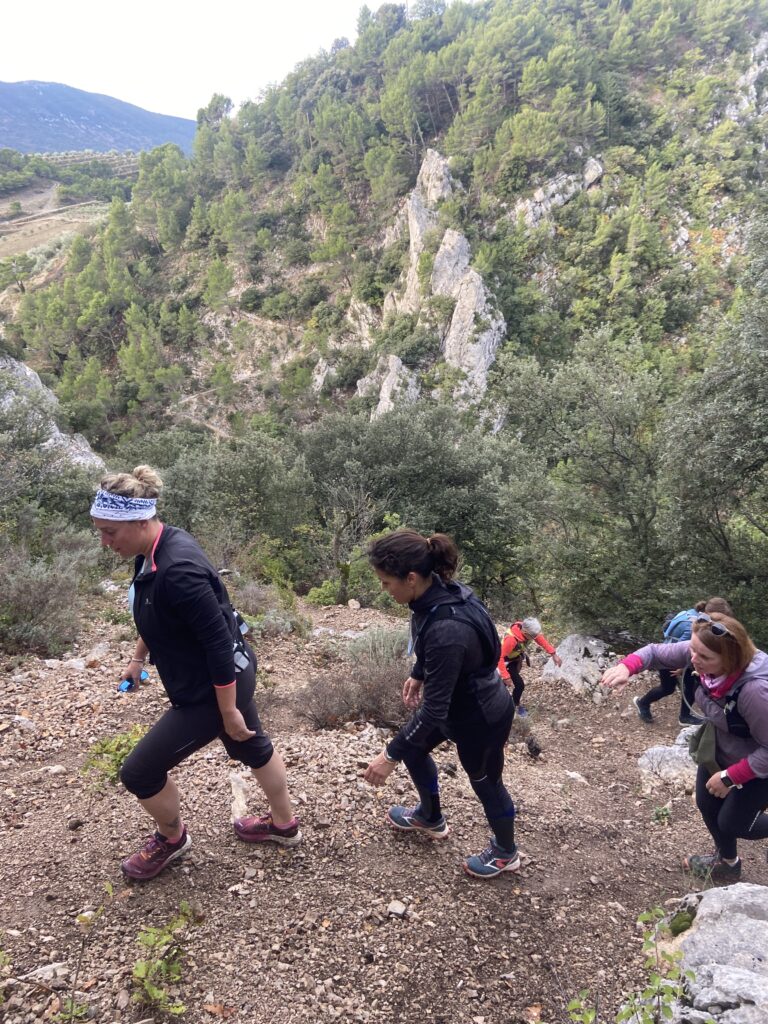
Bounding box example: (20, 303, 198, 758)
(601, 664, 631, 692)
(120, 661, 145, 690)
(402, 676, 423, 709)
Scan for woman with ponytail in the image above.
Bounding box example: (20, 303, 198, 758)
(363, 529, 519, 879)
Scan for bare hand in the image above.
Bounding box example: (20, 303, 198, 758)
(553, 653, 563, 668)
(601, 664, 631, 692)
(364, 752, 397, 787)
(120, 661, 145, 690)
(402, 676, 423, 709)
(222, 709, 256, 742)
(705, 771, 729, 799)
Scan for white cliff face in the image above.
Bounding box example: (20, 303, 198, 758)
(345, 297, 378, 348)
(356, 354, 419, 418)
(726, 32, 768, 122)
(0, 355, 104, 471)
(513, 158, 604, 230)
(431, 229, 506, 397)
(381, 149, 506, 402)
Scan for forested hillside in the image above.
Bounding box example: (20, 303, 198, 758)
(2, 0, 768, 655)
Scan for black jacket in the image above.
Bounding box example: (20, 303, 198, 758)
(132, 525, 243, 706)
(386, 576, 512, 760)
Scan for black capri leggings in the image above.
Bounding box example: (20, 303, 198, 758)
(695, 764, 768, 860)
(120, 666, 273, 800)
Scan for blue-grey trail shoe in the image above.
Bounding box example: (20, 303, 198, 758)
(386, 805, 449, 839)
(463, 839, 521, 878)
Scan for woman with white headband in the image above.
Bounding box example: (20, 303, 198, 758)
(91, 465, 301, 880)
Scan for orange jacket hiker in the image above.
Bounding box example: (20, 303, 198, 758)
(497, 619, 557, 683)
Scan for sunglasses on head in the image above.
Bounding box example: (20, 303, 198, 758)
(695, 613, 734, 638)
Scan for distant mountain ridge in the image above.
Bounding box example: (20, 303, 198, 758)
(0, 81, 196, 154)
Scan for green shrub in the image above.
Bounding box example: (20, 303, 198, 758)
(0, 543, 95, 656)
(83, 725, 147, 786)
(306, 578, 340, 606)
(300, 625, 408, 729)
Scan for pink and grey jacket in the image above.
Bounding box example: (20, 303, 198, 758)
(622, 641, 768, 783)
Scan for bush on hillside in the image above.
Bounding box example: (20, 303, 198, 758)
(299, 626, 408, 729)
(0, 542, 96, 656)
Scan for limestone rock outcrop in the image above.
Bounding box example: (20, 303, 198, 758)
(382, 149, 506, 401)
(512, 158, 604, 230)
(674, 883, 768, 1024)
(356, 354, 419, 418)
(541, 633, 612, 702)
(726, 33, 768, 122)
(0, 355, 104, 471)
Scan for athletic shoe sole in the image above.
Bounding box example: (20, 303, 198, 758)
(121, 833, 192, 880)
(234, 825, 302, 846)
(463, 853, 521, 879)
(386, 810, 450, 840)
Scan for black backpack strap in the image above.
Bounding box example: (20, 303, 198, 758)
(420, 599, 501, 669)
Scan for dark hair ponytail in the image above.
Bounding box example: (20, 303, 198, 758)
(368, 529, 458, 581)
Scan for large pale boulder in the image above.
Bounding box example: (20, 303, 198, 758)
(0, 355, 103, 471)
(676, 884, 768, 1024)
(541, 633, 612, 701)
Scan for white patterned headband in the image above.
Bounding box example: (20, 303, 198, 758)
(90, 489, 157, 521)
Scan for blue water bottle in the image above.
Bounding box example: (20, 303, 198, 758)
(118, 669, 149, 692)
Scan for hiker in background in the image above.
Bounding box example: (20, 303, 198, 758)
(91, 466, 300, 881)
(498, 617, 562, 718)
(602, 612, 768, 882)
(362, 529, 519, 879)
(632, 597, 733, 727)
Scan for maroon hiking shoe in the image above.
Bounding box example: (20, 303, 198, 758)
(121, 828, 191, 880)
(233, 813, 301, 845)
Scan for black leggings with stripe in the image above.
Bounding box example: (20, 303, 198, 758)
(120, 665, 273, 800)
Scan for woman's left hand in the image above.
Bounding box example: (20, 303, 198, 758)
(706, 771, 730, 799)
(364, 752, 397, 787)
(222, 709, 256, 742)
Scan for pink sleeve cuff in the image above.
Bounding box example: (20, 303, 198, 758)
(622, 654, 644, 675)
(727, 758, 757, 785)
(214, 680, 236, 689)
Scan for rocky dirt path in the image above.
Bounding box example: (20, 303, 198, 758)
(1, 591, 766, 1024)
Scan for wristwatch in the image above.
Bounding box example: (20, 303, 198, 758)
(720, 770, 735, 788)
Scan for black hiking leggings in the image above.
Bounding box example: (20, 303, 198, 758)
(640, 666, 698, 717)
(120, 663, 273, 800)
(506, 658, 526, 706)
(695, 764, 768, 860)
(400, 697, 517, 852)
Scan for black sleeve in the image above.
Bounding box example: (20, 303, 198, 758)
(162, 561, 236, 686)
(387, 620, 474, 759)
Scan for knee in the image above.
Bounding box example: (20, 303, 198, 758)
(119, 753, 166, 800)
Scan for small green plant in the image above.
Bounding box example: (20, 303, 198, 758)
(82, 725, 147, 786)
(567, 990, 597, 1024)
(51, 996, 89, 1021)
(566, 907, 714, 1024)
(0, 943, 9, 1006)
(131, 901, 202, 1017)
(616, 907, 696, 1024)
(53, 882, 113, 1023)
(652, 804, 671, 826)
(103, 607, 133, 626)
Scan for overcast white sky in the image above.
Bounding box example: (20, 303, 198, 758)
(3, 0, 377, 120)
